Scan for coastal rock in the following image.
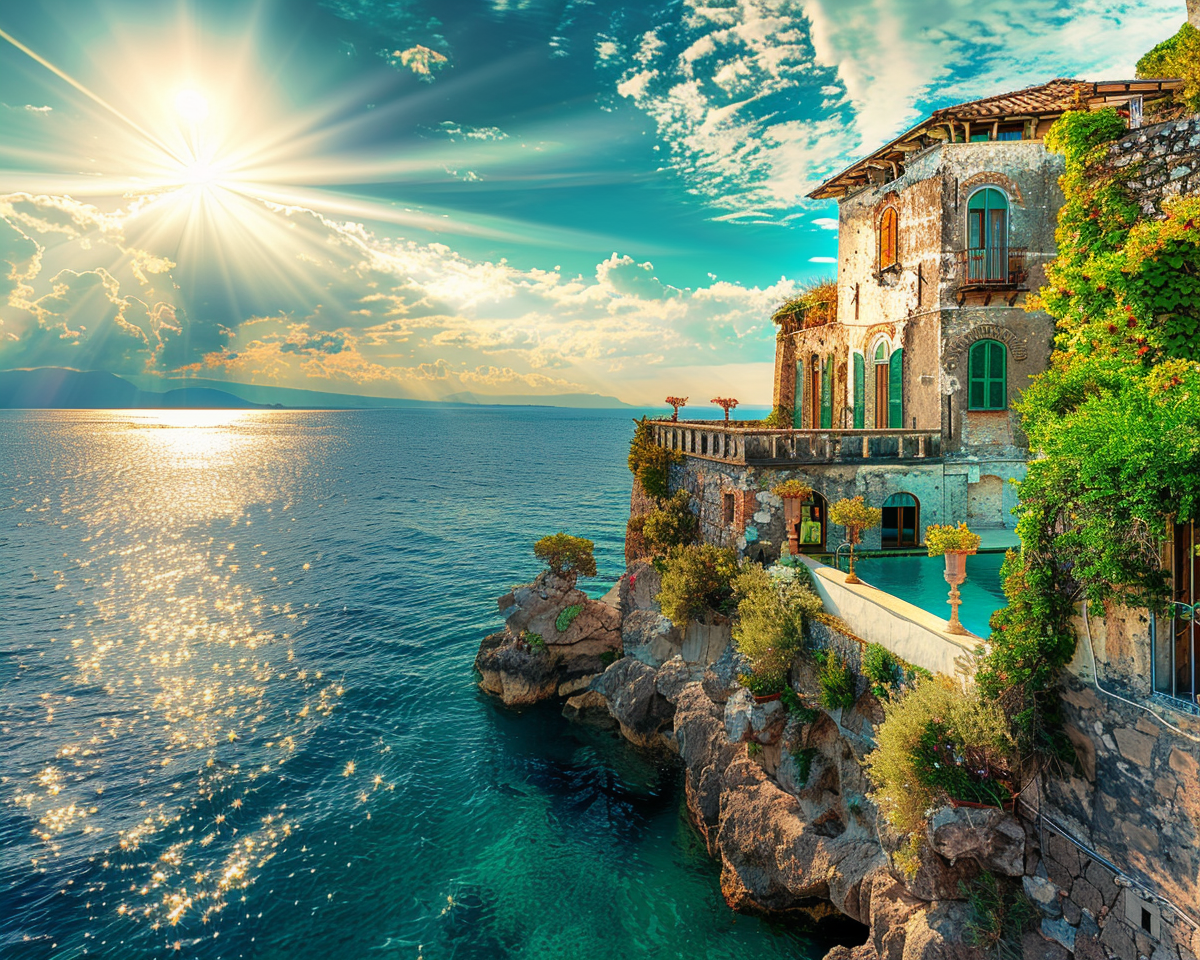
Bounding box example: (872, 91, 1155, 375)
(926, 806, 1026, 877)
(562, 690, 616, 729)
(619, 560, 664, 614)
(590, 658, 674, 749)
(702, 643, 751, 704)
(476, 570, 622, 706)
(622, 610, 682, 666)
(724, 688, 786, 746)
(655, 655, 699, 704)
(879, 822, 979, 902)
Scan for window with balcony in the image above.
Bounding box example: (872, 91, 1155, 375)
(966, 187, 1009, 283)
(968, 339, 1007, 410)
(878, 206, 898, 271)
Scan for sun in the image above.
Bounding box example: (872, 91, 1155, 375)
(174, 89, 209, 124)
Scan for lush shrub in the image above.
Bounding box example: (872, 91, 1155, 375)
(656, 543, 738, 627)
(761, 405, 794, 428)
(816, 650, 856, 711)
(534, 533, 597, 578)
(781, 686, 820, 723)
(925, 523, 982, 556)
(628, 417, 679, 500)
(523, 631, 546, 653)
(740, 671, 786, 697)
(772, 279, 837, 329)
(865, 677, 1014, 836)
(732, 563, 822, 686)
(641, 490, 698, 554)
(771, 479, 813, 500)
(555, 603, 584, 633)
(963, 871, 1037, 960)
(1137, 23, 1200, 114)
(861, 643, 901, 698)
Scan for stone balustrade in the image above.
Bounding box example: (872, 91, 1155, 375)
(650, 420, 942, 465)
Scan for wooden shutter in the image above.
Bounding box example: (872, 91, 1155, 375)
(988, 341, 1006, 409)
(888, 348, 903, 428)
(820, 356, 833, 428)
(853, 353, 865, 429)
(969, 342, 986, 409)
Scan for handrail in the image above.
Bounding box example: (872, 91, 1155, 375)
(648, 421, 942, 465)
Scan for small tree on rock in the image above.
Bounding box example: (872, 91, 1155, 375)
(665, 396, 688, 421)
(829, 496, 882, 584)
(534, 533, 597, 579)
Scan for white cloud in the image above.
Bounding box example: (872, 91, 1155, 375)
(808, 256, 836, 263)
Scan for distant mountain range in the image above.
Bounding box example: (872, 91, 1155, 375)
(0, 368, 632, 410)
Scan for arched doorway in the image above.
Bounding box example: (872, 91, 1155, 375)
(881, 493, 920, 549)
(873, 342, 889, 428)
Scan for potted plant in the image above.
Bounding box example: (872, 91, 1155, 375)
(924, 523, 982, 635)
(740, 670, 786, 703)
(771, 479, 813, 501)
(829, 496, 882, 584)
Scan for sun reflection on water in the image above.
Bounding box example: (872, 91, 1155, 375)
(1, 411, 392, 946)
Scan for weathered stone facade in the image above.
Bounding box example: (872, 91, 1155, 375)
(1104, 115, 1200, 216)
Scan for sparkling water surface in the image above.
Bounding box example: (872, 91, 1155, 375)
(0, 408, 840, 960)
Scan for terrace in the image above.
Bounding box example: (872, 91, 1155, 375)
(649, 420, 942, 466)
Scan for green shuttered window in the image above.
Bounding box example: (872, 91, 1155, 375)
(888, 347, 903, 428)
(968, 340, 1007, 410)
(820, 355, 833, 428)
(853, 353, 864, 429)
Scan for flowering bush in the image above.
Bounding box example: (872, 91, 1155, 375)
(925, 523, 981, 556)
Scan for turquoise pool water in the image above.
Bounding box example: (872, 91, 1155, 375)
(849, 552, 1008, 638)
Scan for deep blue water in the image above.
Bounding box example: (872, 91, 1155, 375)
(0, 408, 838, 960)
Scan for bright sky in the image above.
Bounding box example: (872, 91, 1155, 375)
(0, 0, 1186, 404)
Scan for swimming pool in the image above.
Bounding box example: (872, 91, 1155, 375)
(848, 551, 1008, 638)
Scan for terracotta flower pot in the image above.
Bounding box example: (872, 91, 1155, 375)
(752, 691, 784, 704)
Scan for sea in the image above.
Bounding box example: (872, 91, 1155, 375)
(0, 408, 847, 960)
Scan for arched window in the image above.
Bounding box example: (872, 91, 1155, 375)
(966, 188, 1009, 282)
(968, 339, 1007, 410)
(881, 493, 920, 549)
(873, 341, 890, 429)
(852, 353, 865, 429)
(878, 206, 899, 270)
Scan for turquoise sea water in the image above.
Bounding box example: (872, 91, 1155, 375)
(0, 409, 848, 960)
(851, 552, 1008, 639)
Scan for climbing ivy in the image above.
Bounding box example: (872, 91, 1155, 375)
(980, 106, 1200, 746)
(628, 416, 680, 500)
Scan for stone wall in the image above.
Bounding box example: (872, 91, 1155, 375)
(1107, 115, 1200, 217)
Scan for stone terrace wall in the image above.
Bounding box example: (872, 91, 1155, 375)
(1108, 114, 1200, 216)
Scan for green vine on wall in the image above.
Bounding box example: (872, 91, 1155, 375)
(980, 106, 1200, 747)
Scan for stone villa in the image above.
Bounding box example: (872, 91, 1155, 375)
(644, 78, 1181, 559)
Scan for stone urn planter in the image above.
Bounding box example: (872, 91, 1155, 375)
(925, 524, 983, 637)
(942, 548, 976, 635)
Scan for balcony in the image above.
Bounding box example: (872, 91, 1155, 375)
(649, 420, 942, 467)
(954, 247, 1028, 304)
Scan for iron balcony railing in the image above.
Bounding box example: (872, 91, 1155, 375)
(956, 246, 1028, 289)
(649, 420, 942, 466)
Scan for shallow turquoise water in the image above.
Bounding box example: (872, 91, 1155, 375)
(0, 409, 847, 960)
(851, 552, 1008, 639)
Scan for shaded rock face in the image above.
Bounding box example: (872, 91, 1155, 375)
(590, 657, 675, 750)
(926, 806, 1025, 877)
(475, 570, 621, 706)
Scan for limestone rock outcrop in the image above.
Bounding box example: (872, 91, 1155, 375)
(475, 570, 620, 706)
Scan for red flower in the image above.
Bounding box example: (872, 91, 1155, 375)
(1127, 317, 1138, 328)
(1107, 324, 1118, 334)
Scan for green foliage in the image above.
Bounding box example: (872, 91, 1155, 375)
(790, 747, 817, 787)
(772, 278, 837, 328)
(656, 543, 739, 628)
(829, 496, 882, 545)
(1137, 23, 1200, 114)
(781, 687, 820, 723)
(862, 643, 902, 699)
(762, 405, 794, 428)
(865, 677, 1014, 836)
(740, 672, 786, 697)
(925, 523, 982, 556)
(523, 632, 546, 653)
(771, 479, 813, 500)
(962, 872, 1037, 960)
(732, 563, 822, 686)
(747, 742, 763, 758)
(534, 533, 598, 578)
(980, 105, 1200, 748)
(628, 417, 679, 500)
(816, 650, 856, 711)
(555, 603, 584, 633)
(641, 490, 698, 554)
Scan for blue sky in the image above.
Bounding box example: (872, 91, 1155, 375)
(0, 0, 1186, 404)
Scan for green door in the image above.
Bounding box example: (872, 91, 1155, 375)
(820, 355, 833, 429)
(853, 353, 865, 429)
(888, 348, 903, 428)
